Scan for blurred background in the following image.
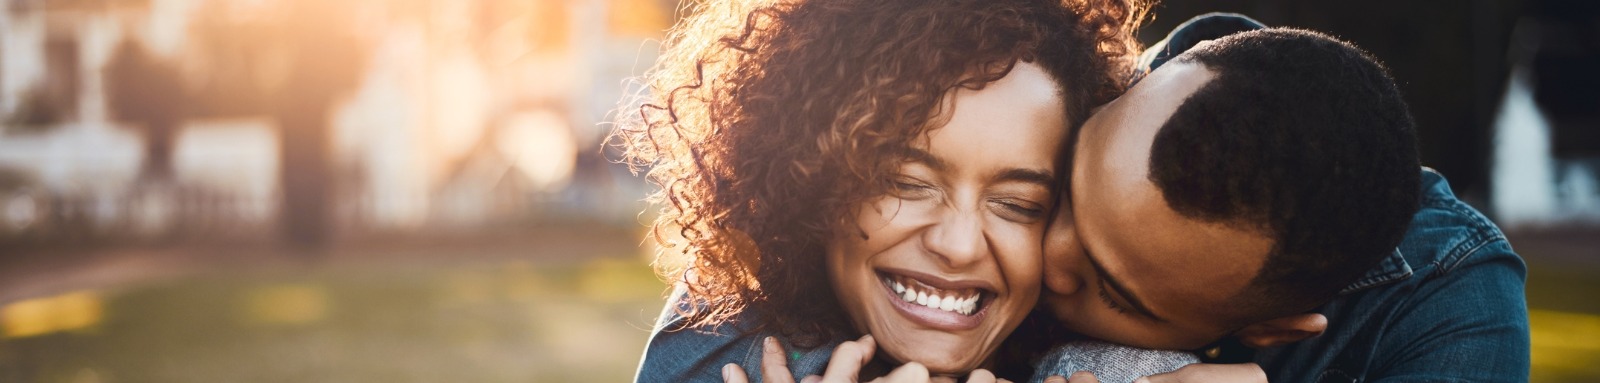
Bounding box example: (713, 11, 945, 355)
(0, 0, 1594, 382)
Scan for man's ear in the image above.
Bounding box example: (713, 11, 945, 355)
(1233, 313, 1327, 349)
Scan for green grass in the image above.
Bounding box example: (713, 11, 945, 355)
(0, 257, 667, 383)
(0, 241, 1594, 382)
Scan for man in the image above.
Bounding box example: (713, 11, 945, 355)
(1040, 18, 1530, 382)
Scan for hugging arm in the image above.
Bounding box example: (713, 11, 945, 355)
(1363, 239, 1529, 382)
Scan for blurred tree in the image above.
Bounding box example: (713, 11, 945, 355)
(270, 1, 367, 249)
(104, 40, 184, 180)
(148, 0, 369, 249)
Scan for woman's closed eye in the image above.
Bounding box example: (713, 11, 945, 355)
(988, 198, 1045, 223)
(891, 177, 938, 200)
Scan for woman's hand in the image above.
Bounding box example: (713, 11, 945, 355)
(1044, 363, 1267, 383)
(722, 335, 1011, 383)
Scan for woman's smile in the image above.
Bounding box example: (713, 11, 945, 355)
(878, 269, 992, 328)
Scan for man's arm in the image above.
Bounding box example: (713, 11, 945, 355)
(1367, 238, 1529, 382)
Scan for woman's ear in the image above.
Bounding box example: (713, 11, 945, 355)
(1233, 313, 1327, 349)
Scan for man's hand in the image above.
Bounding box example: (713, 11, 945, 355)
(721, 335, 1012, 383)
(1043, 363, 1266, 383)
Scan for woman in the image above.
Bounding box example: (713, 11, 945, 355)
(613, 0, 1145, 380)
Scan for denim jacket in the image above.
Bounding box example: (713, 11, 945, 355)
(1252, 168, 1530, 382)
(1141, 15, 1530, 382)
(632, 285, 841, 383)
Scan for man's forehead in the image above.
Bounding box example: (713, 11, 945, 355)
(1113, 61, 1215, 128)
(1079, 63, 1214, 179)
(1080, 61, 1266, 321)
(1110, 215, 1270, 286)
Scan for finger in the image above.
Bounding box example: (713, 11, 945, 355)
(874, 361, 930, 383)
(965, 369, 996, 383)
(821, 334, 876, 382)
(724, 363, 750, 383)
(1066, 371, 1100, 383)
(762, 337, 797, 383)
(802, 376, 822, 383)
(1042, 376, 1068, 383)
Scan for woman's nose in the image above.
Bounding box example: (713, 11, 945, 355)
(922, 207, 988, 269)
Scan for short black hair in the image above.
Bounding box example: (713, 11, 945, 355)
(1149, 28, 1420, 321)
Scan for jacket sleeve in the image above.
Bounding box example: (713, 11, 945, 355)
(1367, 238, 1530, 383)
(634, 286, 759, 383)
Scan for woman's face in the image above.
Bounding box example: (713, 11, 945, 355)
(827, 62, 1067, 374)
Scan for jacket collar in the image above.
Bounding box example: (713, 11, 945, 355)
(1339, 248, 1413, 295)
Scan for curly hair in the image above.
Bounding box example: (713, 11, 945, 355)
(611, 0, 1149, 347)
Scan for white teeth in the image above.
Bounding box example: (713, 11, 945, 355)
(885, 275, 983, 315)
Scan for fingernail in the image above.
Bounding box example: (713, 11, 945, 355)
(1070, 371, 1094, 379)
(723, 363, 736, 377)
(861, 334, 874, 343)
(1133, 378, 1151, 383)
(764, 336, 778, 353)
(1043, 376, 1068, 383)
(801, 376, 822, 383)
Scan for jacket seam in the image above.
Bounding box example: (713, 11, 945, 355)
(1429, 198, 1506, 274)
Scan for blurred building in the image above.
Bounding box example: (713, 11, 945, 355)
(1142, 0, 1600, 228)
(1491, 1, 1600, 228)
(5, 0, 1595, 251)
(0, 0, 665, 248)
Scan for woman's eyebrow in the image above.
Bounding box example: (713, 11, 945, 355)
(902, 148, 949, 171)
(993, 168, 1055, 188)
(905, 147, 1053, 187)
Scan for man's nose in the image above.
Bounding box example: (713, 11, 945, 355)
(1042, 235, 1088, 297)
(923, 207, 988, 269)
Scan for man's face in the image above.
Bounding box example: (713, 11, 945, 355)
(1041, 62, 1276, 350)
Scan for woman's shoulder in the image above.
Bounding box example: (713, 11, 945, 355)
(634, 287, 838, 382)
(635, 307, 763, 382)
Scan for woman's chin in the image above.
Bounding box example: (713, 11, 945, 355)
(875, 339, 988, 376)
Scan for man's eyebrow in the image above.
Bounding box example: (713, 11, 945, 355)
(1084, 249, 1168, 323)
(902, 148, 949, 171)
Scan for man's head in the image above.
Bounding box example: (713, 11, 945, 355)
(1042, 28, 1420, 350)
